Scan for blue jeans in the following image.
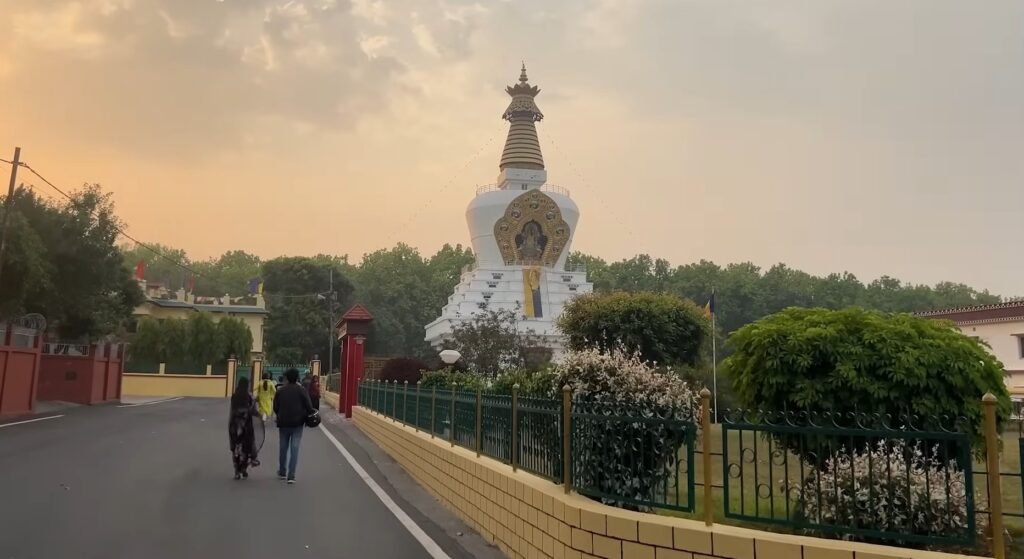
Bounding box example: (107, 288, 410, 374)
(278, 427, 304, 480)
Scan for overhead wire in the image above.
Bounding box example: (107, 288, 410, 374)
(18, 161, 351, 302)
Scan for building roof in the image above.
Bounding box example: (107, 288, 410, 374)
(914, 300, 1024, 325)
(146, 299, 196, 309)
(341, 304, 374, 322)
(138, 298, 268, 315)
(194, 304, 269, 315)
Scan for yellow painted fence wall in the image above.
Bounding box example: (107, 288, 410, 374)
(354, 407, 984, 559)
(122, 374, 227, 398)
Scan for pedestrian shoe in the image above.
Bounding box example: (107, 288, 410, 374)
(278, 472, 287, 480)
(234, 473, 242, 480)
(287, 479, 296, 484)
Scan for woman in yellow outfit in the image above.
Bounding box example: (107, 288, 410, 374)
(254, 373, 276, 421)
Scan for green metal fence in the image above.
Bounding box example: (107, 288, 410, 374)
(572, 401, 695, 513)
(357, 380, 690, 496)
(357, 381, 1020, 557)
(718, 410, 975, 547)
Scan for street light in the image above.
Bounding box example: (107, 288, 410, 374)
(439, 349, 461, 366)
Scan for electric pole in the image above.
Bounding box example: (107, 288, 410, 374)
(327, 267, 335, 375)
(0, 147, 22, 286)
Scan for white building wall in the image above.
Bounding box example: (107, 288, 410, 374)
(956, 320, 1024, 389)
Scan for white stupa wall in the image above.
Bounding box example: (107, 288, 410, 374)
(424, 264, 592, 351)
(466, 186, 580, 270)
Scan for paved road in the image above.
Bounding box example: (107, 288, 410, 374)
(0, 398, 496, 559)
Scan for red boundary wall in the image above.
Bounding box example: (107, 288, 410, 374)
(37, 344, 125, 405)
(0, 329, 42, 417)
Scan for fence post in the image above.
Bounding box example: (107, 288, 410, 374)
(431, 385, 437, 439)
(415, 380, 421, 432)
(476, 388, 483, 457)
(403, 380, 409, 426)
(983, 392, 1005, 559)
(392, 380, 399, 420)
(562, 384, 571, 494)
(511, 384, 519, 472)
(700, 388, 714, 527)
(450, 384, 457, 447)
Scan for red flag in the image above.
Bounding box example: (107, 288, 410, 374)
(134, 260, 145, 280)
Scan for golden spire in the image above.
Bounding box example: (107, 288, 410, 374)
(500, 63, 545, 171)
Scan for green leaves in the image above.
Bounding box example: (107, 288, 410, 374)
(558, 291, 709, 367)
(1, 185, 141, 338)
(129, 313, 252, 366)
(725, 307, 1012, 449)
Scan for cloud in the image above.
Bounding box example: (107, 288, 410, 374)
(0, 0, 405, 157)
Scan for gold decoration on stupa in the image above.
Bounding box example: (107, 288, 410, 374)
(493, 189, 569, 267)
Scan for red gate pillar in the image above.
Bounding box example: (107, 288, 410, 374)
(336, 304, 373, 418)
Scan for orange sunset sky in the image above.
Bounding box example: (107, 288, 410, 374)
(1, 0, 1021, 294)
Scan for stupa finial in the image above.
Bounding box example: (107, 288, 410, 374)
(519, 62, 528, 83)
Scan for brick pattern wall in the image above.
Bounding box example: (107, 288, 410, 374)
(353, 408, 984, 559)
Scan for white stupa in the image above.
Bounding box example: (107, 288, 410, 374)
(424, 65, 594, 353)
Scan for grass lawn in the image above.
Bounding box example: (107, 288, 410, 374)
(655, 424, 1023, 557)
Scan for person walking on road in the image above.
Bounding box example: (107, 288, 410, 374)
(273, 368, 314, 484)
(255, 372, 276, 421)
(229, 377, 260, 480)
(308, 374, 321, 411)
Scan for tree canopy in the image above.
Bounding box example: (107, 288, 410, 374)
(558, 291, 709, 367)
(724, 307, 1012, 448)
(130, 314, 253, 365)
(113, 242, 1007, 361)
(1, 185, 142, 339)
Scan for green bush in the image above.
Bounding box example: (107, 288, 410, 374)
(419, 368, 486, 392)
(558, 291, 709, 366)
(379, 357, 428, 384)
(553, 347, 701, 509)
(725, 307, 1011, 453)
(489, 369, 559, 397)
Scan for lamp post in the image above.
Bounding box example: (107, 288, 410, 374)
(317, 268, 337, 376)
(439, 349, 461, 367)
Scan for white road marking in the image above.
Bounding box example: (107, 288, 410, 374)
(318, 424, 452, 559)
(0, 415, 64, 428)
(117, 397, 183, 408)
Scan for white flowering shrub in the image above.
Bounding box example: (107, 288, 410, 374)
(792, 440, 981, 544)
(552, 347, 701, 509)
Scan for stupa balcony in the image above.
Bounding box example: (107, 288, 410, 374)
(474, 183, 571, 198)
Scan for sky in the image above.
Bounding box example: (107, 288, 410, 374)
(0, 0, 1021, 295)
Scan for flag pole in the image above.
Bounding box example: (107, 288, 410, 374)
(711, 301, 718, 424)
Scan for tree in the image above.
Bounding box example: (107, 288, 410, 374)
(193, 250, 261, 296)
(444, 306, 547, 374)
(0, 185, 142, 338)
(120, 242, 191, 291)
(725, 307, 1012, 451)
(378, 357, 429, 384)
(352, 244, 436, 359)
(262, 256, 355, 363)
(218, 316, 254, 362)
(185, 312, 223, 366)
(558, 291, 709, 367)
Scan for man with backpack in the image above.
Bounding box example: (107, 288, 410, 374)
(272, 368, 315, 484)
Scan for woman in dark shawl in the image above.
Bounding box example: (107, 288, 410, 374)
(228, 377, 260, 479)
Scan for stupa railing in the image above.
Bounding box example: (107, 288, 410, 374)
(474, 184, 571, 197)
